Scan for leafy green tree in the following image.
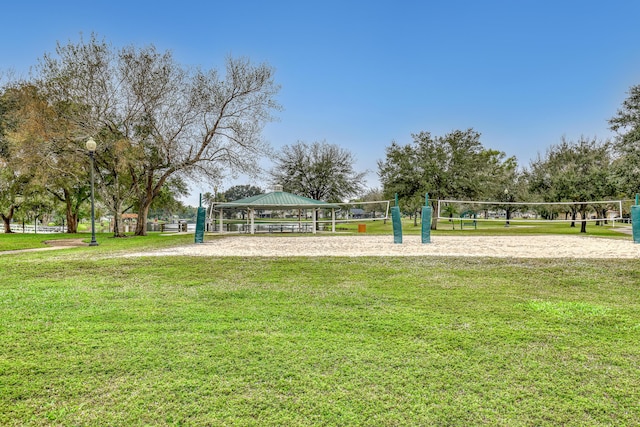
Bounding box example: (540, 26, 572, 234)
(270, 141, 366, 202)
(528, 136, 614, 233)
(201, 191, 224, 206)
(223, 185, 263, 201)
(0, 86, 20, 232)
(609, 84, 640, 196)
(378, 129, 513, 229)
(1, 83, 92, 233)
(358, 187, 387, 219)
(0, 83, 43, 232)
(486, 155, 528, 226)
(377, 140, 424, 216)
(0, 167, 25, 233)
(147, 177, 190, 221)
(13, 184, 55, 231)
(92, 131, 140, 236)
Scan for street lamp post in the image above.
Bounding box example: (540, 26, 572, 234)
(86, 138, 99, 246)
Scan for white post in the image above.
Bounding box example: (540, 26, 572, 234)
(250, 209, 255, 234)
(332, 208, 336, 233)
(618, 200, 623, 227)
(219, 208, 224, 233)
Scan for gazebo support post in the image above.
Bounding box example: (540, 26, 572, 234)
(219, 208, 224, 234)
(331, 208, 336, 233)
(250, 208, 255, 234)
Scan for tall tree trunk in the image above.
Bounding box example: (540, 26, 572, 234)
(134, 172, 170, 236)
(64, 191, 79, 233)
(65, 209, 78, 233)
(570, 210, 576, 228)
(135, 202, 150, 236)
(2, 216, 13, 233)
(112, 200, 126, 237)
(48, 187, 86, 234)
(430, 201, 438, 230)
(1, 206, 16, 233)
(580, 210, 587, 233)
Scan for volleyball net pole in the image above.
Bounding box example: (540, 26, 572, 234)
(632, 194, 640, 243)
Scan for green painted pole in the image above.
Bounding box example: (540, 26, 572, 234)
(391, 193, 402, 244)
(421, 193, 432, 244)
(632, 194, 640, 243)
(195, 193, 206, 244)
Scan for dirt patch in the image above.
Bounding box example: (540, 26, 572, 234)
(0, 238, 89, 255)
(43, 239, 88, 247)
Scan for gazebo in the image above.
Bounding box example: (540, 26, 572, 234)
(214, 187, 340, 234)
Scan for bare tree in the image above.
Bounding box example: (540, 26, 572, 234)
(35, 34, 280, 236)
(270, 140, 366, 202)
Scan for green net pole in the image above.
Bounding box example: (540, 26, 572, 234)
(632, 194, 640, 244)
(421, 193, 432, 244)
(391, 193, 402, 244)
(195, 193, 206, 244)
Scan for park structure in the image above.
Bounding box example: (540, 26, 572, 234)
(213, 187, 340, 234)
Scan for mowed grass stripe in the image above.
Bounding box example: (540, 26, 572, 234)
(0, 255, 639, 426)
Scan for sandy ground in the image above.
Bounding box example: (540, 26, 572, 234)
(124, 233, 640, 259)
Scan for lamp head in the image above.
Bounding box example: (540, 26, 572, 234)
(86, 137, 97, 152)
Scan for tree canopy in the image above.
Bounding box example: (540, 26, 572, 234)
(528, 136, 613, 232)
(34, 34, 280, 235)
(609, 84, 640, 196)
(223, 185, 263, 202)
(270, 141, 366, 202)
(378, 129, 518, 228)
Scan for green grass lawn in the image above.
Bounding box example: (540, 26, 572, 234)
(1, 234, 639, 425)
(0, 232, 195, 252)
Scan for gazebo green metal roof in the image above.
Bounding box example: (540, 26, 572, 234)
(216, 191, 339, 210)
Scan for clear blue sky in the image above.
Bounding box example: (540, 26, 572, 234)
(3, 1, 640, 204)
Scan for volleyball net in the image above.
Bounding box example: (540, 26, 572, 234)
(325, 200, 391, 223)
(436, 199, 626, 223)
(207, 199, 390, 233)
